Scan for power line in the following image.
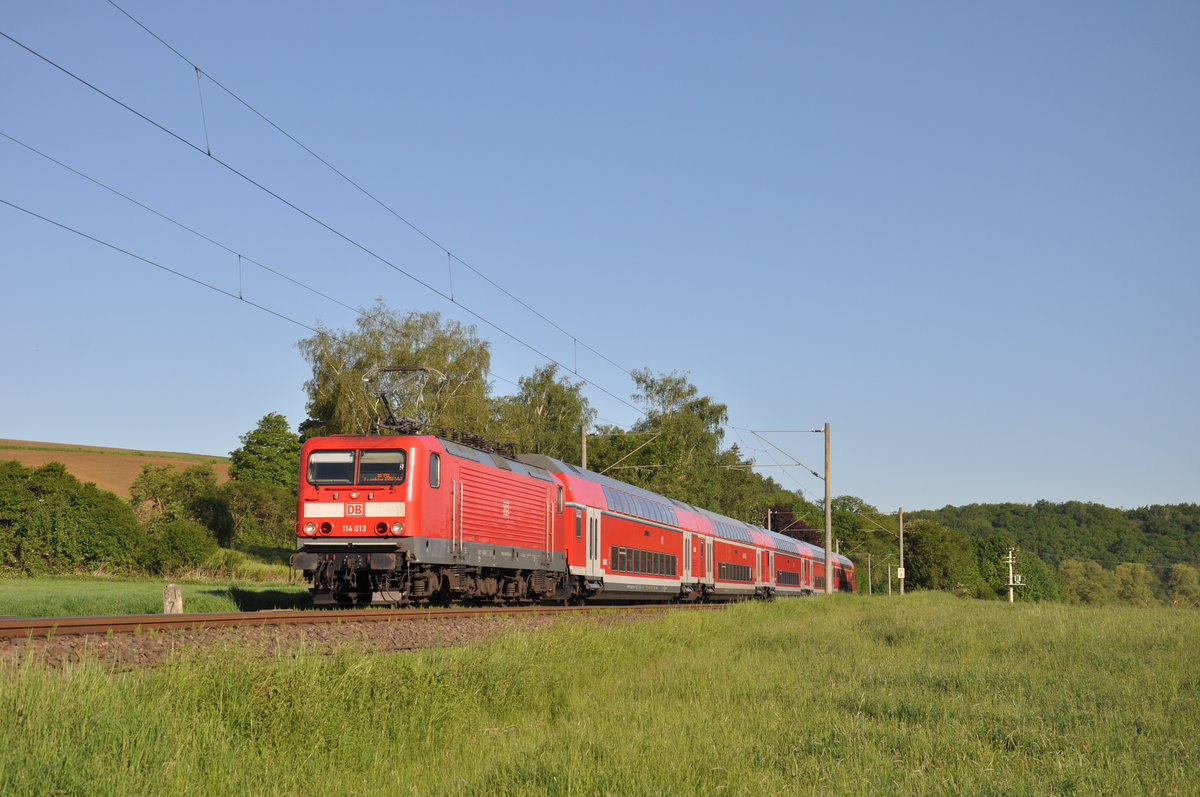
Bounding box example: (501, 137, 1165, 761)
(1, 192, 542, 403)
(1015, 548, 1194, 574)
(0, 130, 361, 317)
(745, 428, 823, 480)
(103, 0, 632, 379)
(1, 29, 644, 419)
(1, 197, 316, 332)
(3, 132, 580, 403)
(731, 425, 810, 496)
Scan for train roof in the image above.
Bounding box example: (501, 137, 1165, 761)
(517, 452, 849, 561)
(437, 437, 556, 483)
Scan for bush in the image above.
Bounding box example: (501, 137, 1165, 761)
(150, 520, 218, 574)
(0, 460, 146, 574)
(221, 480, 294, 548)
(130, 464, 232, 544)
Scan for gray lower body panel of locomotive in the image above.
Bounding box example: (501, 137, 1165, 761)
(292, 536, 567, 574)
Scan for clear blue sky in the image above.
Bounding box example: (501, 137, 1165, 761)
(3, 1, 1197, 512)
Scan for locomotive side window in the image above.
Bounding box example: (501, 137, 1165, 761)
(575, 509, 583, 539)
(429, 453, 441, 488)
(308, 450, 355, 485)
(557, 486, 564, 514)
(360, 450, 406, 484)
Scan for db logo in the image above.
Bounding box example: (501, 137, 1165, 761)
(346, 503, 365, 516)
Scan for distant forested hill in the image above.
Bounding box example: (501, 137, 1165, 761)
(912, 501, 1200, 567)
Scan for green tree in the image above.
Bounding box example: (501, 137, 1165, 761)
(0, 460, 146, 573)
(1113, 559, 1161, 604)
(298, 301, 492, 437)
(972, 535, 1015, 600)
(1166, 563, 1200, 608)
(763, 489, 822, 545)
(493, 364, 595, 460)
(902, 518, 982, 596)
(1126, 504, 1200, 564)
(129, 464, 232, 545)
(1076, 561, 1119, 605)
(592, 369, 733, 511)
(222, 480, 295, 549)
(1017, 552, 1061, 602)
(1058, 559, 1087, 604)
(229, 413, 301, 489)
(1115, 562, 1159, 606)
(919, 500, 1200, 570)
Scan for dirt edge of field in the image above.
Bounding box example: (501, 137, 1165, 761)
(0, 439, 230, 498)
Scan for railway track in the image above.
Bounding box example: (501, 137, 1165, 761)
(0, 602, 725, 639)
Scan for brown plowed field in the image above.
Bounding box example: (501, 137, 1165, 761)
(0, 439, 230, 497)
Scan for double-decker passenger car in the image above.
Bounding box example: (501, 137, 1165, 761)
(291, 434, 855, 606)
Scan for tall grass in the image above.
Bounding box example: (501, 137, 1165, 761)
(2, 594, 1196, 795)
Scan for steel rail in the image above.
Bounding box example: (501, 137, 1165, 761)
(0, 602, 725, 638)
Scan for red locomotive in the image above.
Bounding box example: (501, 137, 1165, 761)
(290, 434, 856, 606)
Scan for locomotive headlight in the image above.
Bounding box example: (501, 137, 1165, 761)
(319, 522, 333, 535)
(350, 491, 359, 499)
(303, 522, 317, 536)
(391, 521, 405, 535)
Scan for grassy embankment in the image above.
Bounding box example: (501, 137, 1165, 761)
(2, 593, 1196, 796)
(0, 576, 310, 616)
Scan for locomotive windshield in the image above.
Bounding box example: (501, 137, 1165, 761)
(308, 451, 355, 484)
(307, 449, 406, 486)
(359, 450, 405, 484)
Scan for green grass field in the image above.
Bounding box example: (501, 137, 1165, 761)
(2, 593, 1196, 796)
(0, 575, 310, 616)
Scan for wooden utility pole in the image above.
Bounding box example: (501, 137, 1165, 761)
(867, 553, 873, 596)
(581, 425, 588, 470)
(824, 422, 833, 595)
(898, 507, 906, 595)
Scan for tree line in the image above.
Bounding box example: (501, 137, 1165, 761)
(1, 301, 1195, 604)
(0, 413, 300, 575)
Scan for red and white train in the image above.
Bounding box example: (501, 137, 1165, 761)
(290, 434, 856, 606)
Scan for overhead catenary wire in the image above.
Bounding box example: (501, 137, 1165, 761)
(2, 192, 540, 404)
(0, 130, 361, 317)
(0, 133, 560, 400)
(0, 197, 317, 333)
(103, 0, 633, 379)
(0, 30, 644, 419)
(731, 425, 811, 496)
(744, 428, 824, 480)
